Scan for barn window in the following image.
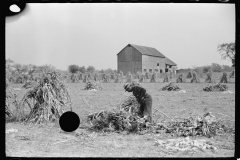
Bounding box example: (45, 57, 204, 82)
(143, 69, 147, 72)
(157, 63, 159, 66)
(160, 69, 162, 73)
(149, 69, 152, 72)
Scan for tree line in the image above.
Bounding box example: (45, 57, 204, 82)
(6, 42, 234, 84)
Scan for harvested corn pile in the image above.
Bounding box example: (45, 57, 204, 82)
(126, 73, 133, 83)
(186, 71, 192, 79)
(5, 102, 13, 119)
(118, 95, 140, 115)
(84, 80, 103, 91)
(86, 95, 149, 133)
(70, 73, 78, 83)
(205, 71, 213, 83)
(110, 74, 115, 80)
(114, 74, 123, 83)
(87, 100, 235, 137)
(138, 74, 145, 83)
(145, 72, 150, 79)
(150, 72, 156, 82)
(176, 74, 183, 83)
(102, 74, 110, 83)
(163, 74, 169, 83)
(229, 70, 234, 78)
(162, 83, 181, 91)
(6, 79, 14, 119)
(220, 72, 228, 83)
(83, 75, 88, 83)
(20, 71, 72, 124)
(136, 72, 141, 79)
(190, 71, 199, 83)
(153, 112, 234, 138)
(87, 110, 146, 132)
(87, 110, 148, 133)
(154, 137, 217, 153)
(93, 74, 98, 81)
(6, 78, 21, 122)
(78, 73, 83, 80)
(203, 83, 228, 92)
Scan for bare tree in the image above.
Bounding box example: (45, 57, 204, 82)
(218, 42, 235, 67)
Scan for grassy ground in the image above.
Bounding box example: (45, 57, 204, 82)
(6, 82, 235, 157)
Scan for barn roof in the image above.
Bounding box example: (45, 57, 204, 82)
(165, 57, 177, 66)
(129, 44, 166, 58)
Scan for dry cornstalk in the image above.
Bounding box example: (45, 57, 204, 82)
(20, 71, 72, 124)
(150, 72, 156, 83)
(176, 74, 183, 83)
(220, 72, 228, 83)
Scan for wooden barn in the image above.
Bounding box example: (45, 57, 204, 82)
(117, 44, 177, 75)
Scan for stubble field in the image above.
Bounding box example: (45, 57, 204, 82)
(6, 81, 235, 157)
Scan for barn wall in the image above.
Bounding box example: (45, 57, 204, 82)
(142, 55, 165, 73)
(132, 47, 142, 74)
(117, 45, 142, 75)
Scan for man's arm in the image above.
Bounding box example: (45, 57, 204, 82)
(139, 87, 146, 101)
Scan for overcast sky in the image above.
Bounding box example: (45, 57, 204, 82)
(6, 3, 235, 71)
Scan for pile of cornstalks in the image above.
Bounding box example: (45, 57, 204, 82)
(220, 72, 228, 83)
(203, 83, 228, 92)
(150, 73, 156, 83)
(87, 110, 146, 132)
(110, 74, 115, 80)
(117, 95, 140, 115)
(93, 74, 98, 81)
(102, 74, 110, 83)
(70, 73, 78, 83)
(87, 105, 234, 137)
(6, 79, 14, 119)
(145, 72, 150, 79)
(162, 83, 181, 91)
(114, 74, 123, 83)
(126, 74, 133, 83)
(84, 80, 103, 91)
(190, 71, 199, 83)
(229, 70, 234, 78)
(153, 112, 234, 138)
(138, 74, 145, 83)
(87, 95, 148, 133)
(163, 73, 169, 83)
(205, 72, 213, 83)
(176, 74, 183, 83)
(20, 71, 72, 124)
(83, 74, 91, 83)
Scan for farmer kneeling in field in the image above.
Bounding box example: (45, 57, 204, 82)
(124, 83, 153, 123)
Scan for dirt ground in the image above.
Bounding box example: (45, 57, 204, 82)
(6, 82, 235, 157)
